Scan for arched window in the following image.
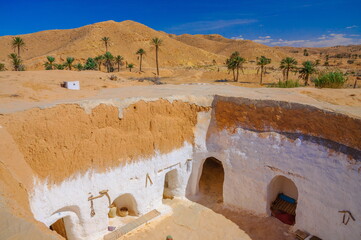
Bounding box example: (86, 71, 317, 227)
(267, 175, 298, 225)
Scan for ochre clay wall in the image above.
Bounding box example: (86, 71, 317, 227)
(0, 100, 207, 184)
(211, 96, 361, 152)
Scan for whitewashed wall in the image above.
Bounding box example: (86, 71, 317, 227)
(28, 103, 361, 240)
(190, 125, 361, 240)
(30, 143, 194, 240)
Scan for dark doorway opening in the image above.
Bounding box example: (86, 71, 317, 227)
(50, 218, 67, 239)
(199, 157, 224, 204)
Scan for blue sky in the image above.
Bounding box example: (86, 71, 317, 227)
(1, 0, 360, 47)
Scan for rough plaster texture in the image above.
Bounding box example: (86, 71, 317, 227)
(1, 93, 360, 240)
(188, 96, 361, 240)
(30, 143, 193, 240)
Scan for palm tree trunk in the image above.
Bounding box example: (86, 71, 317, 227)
(140, 55, 143, 72)
(232, 69, 235, 81)
(305, 74, 309, 86)
(118, 62, 120, 72)
(155, 46, 159, 76)
(236, 66, 239, 82)
(18, 46, 20, 57)
(260, 66, 263, 85)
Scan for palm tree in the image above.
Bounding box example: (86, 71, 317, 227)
(103, 52, 114, 73)
(114, 55, 124, 72)
(8, 53, 22, 71)
(233, 55, 246, 82)
(280, 57, 297, 81)
(101, 37, 110, 52)
(74, 63, 83, 71)
(299, 61, 317, 86)
(151, 38, 162, 76)
(226, 57, 237, 81)
(136, 48, 146, 72)
(12, 37, 25, 57)
(226, 51, 245, 82)
(256, 56, 271, 85)
(94, 55, 104, 71)
(127, 63, 134, 72)
(303, 49, 309, 56)
(64, 57, 75, 70)
(44, 56, 55, 70)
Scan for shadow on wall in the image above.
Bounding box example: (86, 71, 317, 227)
(112, 193, 139, 216)
(163, 169, 180, 199)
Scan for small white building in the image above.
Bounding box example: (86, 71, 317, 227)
(64, 81, 80, 90)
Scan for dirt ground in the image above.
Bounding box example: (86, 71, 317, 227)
(119, 198, 251, 240)
(0, 70, 360, 108)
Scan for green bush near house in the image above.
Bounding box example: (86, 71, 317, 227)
(313, 71, 346, 88)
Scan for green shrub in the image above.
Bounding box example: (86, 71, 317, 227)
(0, 63, 6, 71)
(313, 71, 346, 88)
(83, 58, 97, 70)
(54, 64, 65, 70)
(74, 63, 83, 71)
(268, 79, 301, 88)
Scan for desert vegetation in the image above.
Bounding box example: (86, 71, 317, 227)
(0, 63, 6, 71)
(1, 23, 359, 90)
(8, 53, 23, 71)
(44, 56, 55, 70)
(102, 37, 110, 52)
(115, 55, 124, 72)
(151, 37, 162, 76)
(257, 56, 272, 85)
(280, 57, 297, 81)
(299, 61, 317, 86)
(12, 37, 25, 57)
(226, 51, 245, 82)
(136, 48, 145, 72)
(313, 71, 347, 88)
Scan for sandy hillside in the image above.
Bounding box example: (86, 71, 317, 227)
(171, 33, 290, 63)
(2, 19, 359, 72)
(0, 20, 224, 70)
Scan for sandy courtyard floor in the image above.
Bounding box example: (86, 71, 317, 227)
(118, 198, 251, 240)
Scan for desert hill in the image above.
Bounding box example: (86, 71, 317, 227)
(1, 20, 360, 71)
(0, 20, 225, 70)
(170, 33, 291, 63)
(275, 45, 361, 62)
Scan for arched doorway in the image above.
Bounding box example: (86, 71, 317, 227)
(163, 169, 179, 199)
(198, 157, 224, 205)
(267, 175, 298, 225)
(50, 218, 67, 239)
(47, 208, 81, 240)
(112, 193, 139, 216)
